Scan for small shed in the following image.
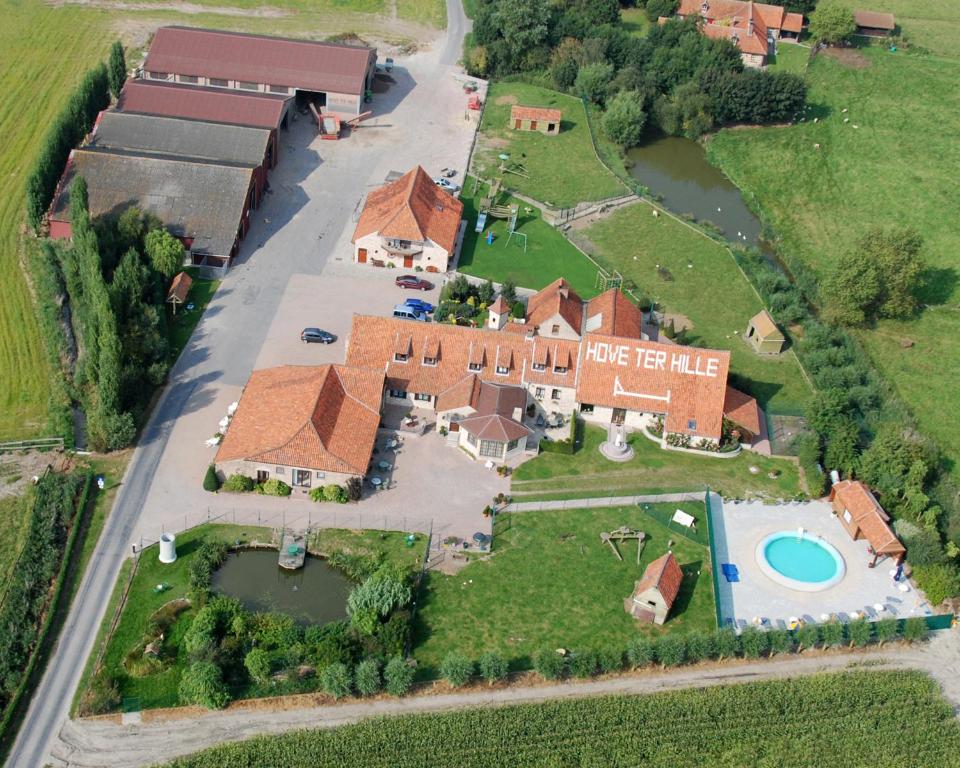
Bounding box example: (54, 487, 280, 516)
(166, 271, 193, 314)
(829, 480, 906, 565)
(853, 10, 895, 36)
(624, 551, 683, 625)
(745, 310, 786, 355)
(510, 105, 561, 136)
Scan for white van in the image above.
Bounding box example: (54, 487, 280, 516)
(392, 304, 428, 321)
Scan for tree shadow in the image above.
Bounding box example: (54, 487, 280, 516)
(920, 266, 957, 306)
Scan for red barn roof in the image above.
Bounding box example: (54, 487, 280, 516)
(634, 552, 684, 609)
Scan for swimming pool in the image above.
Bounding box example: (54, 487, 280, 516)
(755, 531, 846, 592)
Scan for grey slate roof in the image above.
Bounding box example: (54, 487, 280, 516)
(90, 111, 270, 168)
(51, 148, 253, 258)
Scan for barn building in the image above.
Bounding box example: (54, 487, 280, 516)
(510, 105, 562, 135)
(853, 9, 895, 36)
(624, 552, 684, 624)
(142, 26, 377, 115)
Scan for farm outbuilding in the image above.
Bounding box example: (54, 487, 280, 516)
(828, 480, 906, 565)
(854, 10, 896, 36)
(745, 310, 786, 355)
(624, 551, 683, 625)
(510, 105, 561, 135)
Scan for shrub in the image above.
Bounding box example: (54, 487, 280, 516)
(875, 617, 899, 645)
(347, 573, 412, 635)
(534, 648, 567, 680)
(80, 671, 121, 716)
(846, 618, 871, 648)
(655, 635, 686, 667)
(627, 636, 655, 668)
(645, 0, 679, 22)
(345, 476, 362, 502)
(251, 612, 301, 651)
(478, 652, 509, 685)
(440, 652, 474, 687)
(178, 661, 230, 709)
(768, 629, 795, 655)
(902, 617, 928, 643)
(321, 662, 353, 699)
(809, 1, 856, 44)
(323, 484, 349, 503)
(223, 474, 255, 493)
(912, 564, 960, 606)
(714, 628, 740, 660)
(259, 478, 291, 497)
(384, 656, 415, 696)
(684, 631, 715, 663)
(575, 62, 614, 105)
(739, 627, 769, 658)
(905, 529, 949, 567)
(203, 465, 220, 492)
(188, 542, 228, 593)
(602, 90, 647, 147)
(510, 301, 525, 319)
(244, 648, 271, 683)
(597, 648, 623, 675)
(820, 621, 844, 648)
(569, 649, 598, 678)
(355, 659, 381, 696)
(796, 623, 820, 651)
(308, 620, 357, 669)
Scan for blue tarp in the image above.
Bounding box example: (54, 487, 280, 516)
(721, 563, 740, 583)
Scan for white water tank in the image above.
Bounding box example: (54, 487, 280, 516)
(159, 533, 177, 564)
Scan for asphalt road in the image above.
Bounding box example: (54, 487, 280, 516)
(6, 2, 470, 765)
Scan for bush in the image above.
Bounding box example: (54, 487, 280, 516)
(510, 301, 526, 319)
(384, 656, 415, 696)
(259, 478, 291, 497)
(809, 1, 856, 44)
(627, 636, 655, 668)
(820, 621, 844, 648)
(684, 631, 715, 663)
(902, 617, 928, 643)
(739, 627, 769, 658)
(575, 62, 614, 105)
(796, 623, 820, 651)
(347, 573, 412, 635)
(178, 661, 230, 709)
(596, 648, 623, 675)
(655, 635, 686, 667)
(478, 652, 509, 685)
(354, 659, 381, 696)
(188, 542, 228, 593)
(534, 648, 567, 680)
(846, 618, 871, 648)
(244, 648, 271, 683)
(223, 474, 255, 493)
(203, 465, 220, 492)
(768, 629, 795, 655)
(714, 628, 740, 660)
(602, 90, 646, 147)
(569, 649, 598, 678)
(645, 0, 679, 22)
(323, 484, 349, 503)
(320, 662, 353, 699)
(912, 564, 960, 606)
(440, 652, 474, 687)
(875, 617, 899, 645)
(345, 476, 362, 502)
(905, 529, 948, 567)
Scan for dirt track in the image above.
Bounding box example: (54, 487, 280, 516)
(50, 631, 960, 767)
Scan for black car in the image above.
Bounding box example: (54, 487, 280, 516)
(301, 327, 336, 344)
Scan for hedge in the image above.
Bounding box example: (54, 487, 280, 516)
(538, 413, 581, 454)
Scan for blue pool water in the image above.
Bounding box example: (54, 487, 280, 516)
(763, 535, 840, 584)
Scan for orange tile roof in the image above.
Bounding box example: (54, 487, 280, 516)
(633, 552, 684, 609)
(216, 364, 384, 475)
(167, 271, 193, 303)
(723, 385, 762, 435)
(352, 166, 464, 255)
(586, 289, 643, 339)
(749, 309, 783, 339)
(829, 480, 905, 556)
(526, 278, 583, 334)
(489, 295, 510, 314)
(577, 335, 731, 439)
(679, 0, 793, 55)
(782, 11, 803, 32)
(459, 413, 531, 442)
(511, 105, 562, 123)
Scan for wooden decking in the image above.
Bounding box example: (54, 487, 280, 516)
(278, 531, 306, 570)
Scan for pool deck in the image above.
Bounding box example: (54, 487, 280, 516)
(711, 499, 933, 629)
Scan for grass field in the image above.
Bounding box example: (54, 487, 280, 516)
(707, 26, 960, 476)
(512, 424, 802, 500)
(169, 272, 219, 364)
(413, 502, 714, 674)
(578, 204, 812, 414)
(766, 41, 811, 73)
(620, 6, 650, 37)
(457, 178, 601, 296)
(164, 670, 960, 767)
(472, 83, 626, 208)
(0, 493, 31, 604)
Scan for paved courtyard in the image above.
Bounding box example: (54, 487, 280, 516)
(711, 499, 934, 629)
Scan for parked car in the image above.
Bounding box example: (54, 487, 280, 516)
(301, 327, 336, 344)
(393, 304, 428, 321)
(395, 274, 433, 290)
(434, 178, 461, 193)
(403, 297, 435, 314)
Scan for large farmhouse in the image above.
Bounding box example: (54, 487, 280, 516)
(142, 26, 377, 115)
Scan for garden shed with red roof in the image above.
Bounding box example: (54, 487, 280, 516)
(624, 552, 684, 625)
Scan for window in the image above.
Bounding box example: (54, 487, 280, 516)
(495, 365, 509, 375)
(551, 324, 560, 335)
(535, 387, 545, 400)
(238, 81, 259, 91)
(468, 362, 482, 372)
(553, 365, 567, 374)
(274, 466, 285, 475)
(293, 469, 311, 487)
(479, 440, 503, 458)
(388, 388, 407, 399)
(178, 74, 199, 84)
(687, 419, 697, 430)
(580, 403, 594, 414)
(147, 71, 171, 81)
(268, 84, 289, 94)
(531, 362, 546, 372)
(843, 509, 852, 524)
(465, 431, 477, 446)
(394, 352, 408, 362)
(507, 437, 520, 451)
(315, 471, 326, 480)
(423, 356, 437, 366)
(551, 389, 561, 401)
(414, 393, 431, 402)
(209, 77, 229, 87)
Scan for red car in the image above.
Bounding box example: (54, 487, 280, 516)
(395, 275, 433, 291)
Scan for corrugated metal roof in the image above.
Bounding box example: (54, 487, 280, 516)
(50, 148, 253, 257)
(117, 80, 290, 130)
(145, 26, 375, 96)
(91, 111, 271, 168)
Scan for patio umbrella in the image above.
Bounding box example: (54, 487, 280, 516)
(472, 532, 490, 545)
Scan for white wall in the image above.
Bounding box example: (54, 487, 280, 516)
(354, 233, 452, 272)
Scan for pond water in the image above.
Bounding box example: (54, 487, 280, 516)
(626, 136, 764, 247)
(211, 549, 353, 625)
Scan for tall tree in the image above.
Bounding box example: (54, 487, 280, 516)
(144, 228, 185, 279)
(108, 41, 126, 99)
(602, 90, 647, 146)
(808, 1, 856, 44)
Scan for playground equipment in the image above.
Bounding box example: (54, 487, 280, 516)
(595, 268, 624, 292)
(600, 527, 646, 563)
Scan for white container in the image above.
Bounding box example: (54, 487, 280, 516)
(159, 533, 177, 564)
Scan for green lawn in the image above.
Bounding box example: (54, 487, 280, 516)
(766, 41, 811, 73)
(707, 38, 960, 477)
(512, 424, 802, 500)
(579, 204, 811, 415)
(621, 6, 650, 37)
(413, 503, 715, 674)
(397, 0, 446, 26)
(472, 82, 626, 207)
(457, 178, 602, 297)
(168, 272, 219, 364)
(0, 493, 31, 604)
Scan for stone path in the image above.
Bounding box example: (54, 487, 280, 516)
(502, 491, 706, 513)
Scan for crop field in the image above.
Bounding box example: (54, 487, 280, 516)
(164, 670, 960, 767)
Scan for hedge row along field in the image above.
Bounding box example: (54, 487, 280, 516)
(164, 670, 960, 767)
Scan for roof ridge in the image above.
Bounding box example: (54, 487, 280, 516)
(332, 364, 381, 418)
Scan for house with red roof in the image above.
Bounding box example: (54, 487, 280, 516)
(510, 105, 562, 136)
(624, 552, 684, 624)
(828, 480, 906, 565)
(352, 166, 465, 272)
(677, 0, 803, 67)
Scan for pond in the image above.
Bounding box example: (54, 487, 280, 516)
(211, 549, 353, 625)
(626, 136, 764, 248)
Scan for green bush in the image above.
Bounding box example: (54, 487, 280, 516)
(534, 649, 567, 680)
(259, 478, 291, 497)
(244, 648, 271, 683)
(846, 618, 871, 648)
(440, 652, 474, 687)
(714, 628, 740, 660)
(188, 542, 228, 593)
(820, 621, 844, 648)
(203, 465, 221, 492)
(768, 629, 795, 655)
(912, 564, 960, 605)
(223, 474, 255, 493)
(875, 617, 899, 644)
(347, 573, 412, 635)
(596, 648, 623, 674)
(902, 617, 928, 643)
(384, 656, 415, 696)
(626, 636, 655, 668)
(796, 623, 820, 651)
(178, 661, 230, 709)
(478, 652, 509, 685)
(739, 627, 769, 658)
(569, 649, 598, 678)
(345, 476, 363, 502)
(684, 631, 715, 663)
(321, 662, 353, 699)
(655, 635, 686, 667)
(354, 659, 381, 696)
(323, 484, 349, 503)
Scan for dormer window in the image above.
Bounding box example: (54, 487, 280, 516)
(423, 356, 438, 366)
(468, 362, 482, 372)
(531, 362, 546, 372)
(495, 365, 509, 375)
(394, 352, 408, 363)
(553, 365, 567, 374)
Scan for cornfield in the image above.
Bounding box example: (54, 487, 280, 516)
(163, 670, 960, 767)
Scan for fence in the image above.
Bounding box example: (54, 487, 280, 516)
(0, 437, 65, 453)
(501, 490, 708, 514)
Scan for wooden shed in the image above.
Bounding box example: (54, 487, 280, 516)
(510, 105, 561, 136)
(829, 480, 906, 565)
(854, 10, 895, 36)
(745, 310, 786, 355)
(167, 271, 193, 314)
(624, 552, 683, 625)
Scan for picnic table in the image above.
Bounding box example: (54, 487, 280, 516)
(370, 476, 383, 489)
(377, 460, 392, 471)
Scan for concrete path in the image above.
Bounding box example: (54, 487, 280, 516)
(503, 491, 707, 513)
(49, 631, 960, 767)
(6, 2, 473, 765)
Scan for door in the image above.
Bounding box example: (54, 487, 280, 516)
(256, 470, 269, 484)
(514, 119, 521, 129)
(612, 408, 626, 425)
(530, 120, 538, 131)
(403, 255, 413, 268)
(357, 248, 368, 264)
